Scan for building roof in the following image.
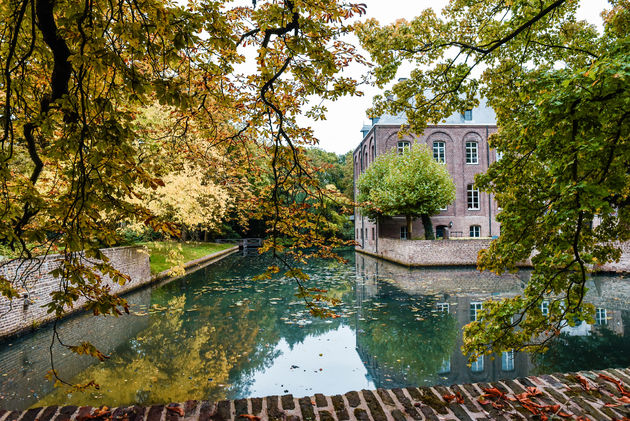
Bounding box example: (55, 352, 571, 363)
(358, 98, 497, 145)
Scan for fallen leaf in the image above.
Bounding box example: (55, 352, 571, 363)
(166, 406, 184, 417)
(239, 415, 261, 421)
(442, 394, 456, 403)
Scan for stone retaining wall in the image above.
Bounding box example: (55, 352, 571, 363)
(359, 238, 630, 273)
(3, 367, 629, 420)
(358, 238, 505, 267)
(0, 247, 150, 340)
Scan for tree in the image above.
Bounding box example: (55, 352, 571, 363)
(0, 0, 366, 385)
(357, 144, 455, 239)
(356, 1, 630, 357)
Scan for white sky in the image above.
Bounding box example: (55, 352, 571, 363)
(306, 0, 609, 154)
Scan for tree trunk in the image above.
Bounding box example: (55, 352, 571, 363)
(406, 215, 413, 239)
(421, 214, 435, 240)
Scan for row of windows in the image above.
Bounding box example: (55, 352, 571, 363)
(356, 227, 376, 241)
(540, 301, 609, 325)
(397, 140, 480, 164)
(400, 225, 481, 239)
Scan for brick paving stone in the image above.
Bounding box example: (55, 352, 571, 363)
(330, 395, 349, 421)
(345, 390, 361, 408)
(145, 405, 164, 421)
(216, 401, 231, 420)
(318, 410, 335, 421)
(183, 400, 198, 417)
(250, 398, 262, 415)
(197, 401, 215, 421)
(314, 393, 327, 408)
(19, 408, 42, 421)
(233, 399, 248, 417)
(297, 397, 315, 421)
(353, 408, 370, 421)
(36, 407, 57, 421)
(4, 412, 20, 421)
(165, 404, 185, 421)
(376, 389, 395, 407)
(390, 388, 423, 420)
(361, 390, 387, 421)
(390, 409, 407, 421)
(280, 395, 295, 411)
(53, 406, 78, 421)
(266, 395, 282, 420)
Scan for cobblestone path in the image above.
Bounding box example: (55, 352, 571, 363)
(2, 368, 630, 420)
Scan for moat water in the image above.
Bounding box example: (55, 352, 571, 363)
(1, 251, 629, 410)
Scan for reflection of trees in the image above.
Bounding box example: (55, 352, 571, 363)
(35, 253, 352, 408)
(533, 326, 630, 374)
(356, 284, 458, 386)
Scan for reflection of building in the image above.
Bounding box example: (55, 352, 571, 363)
(353, 102, 500, 252)
(353, 252, 629, 388)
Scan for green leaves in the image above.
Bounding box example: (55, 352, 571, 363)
(357, 144, 456, 230)
(357, 0, 630, 356)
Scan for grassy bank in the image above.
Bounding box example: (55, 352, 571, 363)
(143, 241, 234, 274)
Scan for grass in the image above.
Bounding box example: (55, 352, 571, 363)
(142, 241, 234, 274)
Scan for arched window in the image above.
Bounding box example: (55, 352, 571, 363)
(433, 141, 445, 163)
(467, 184, 480, 210)
(397, 141, 410, 154)
(465, 141, 478, 164)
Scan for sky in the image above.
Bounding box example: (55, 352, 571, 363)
(306, 0, 609, 155)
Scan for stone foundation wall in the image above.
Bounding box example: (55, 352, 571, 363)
(360, 238, 630, 273)
(0, 246, 150, 339)
(359, 238, 503, 267)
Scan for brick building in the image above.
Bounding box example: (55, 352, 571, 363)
(353, 101, 500, 252)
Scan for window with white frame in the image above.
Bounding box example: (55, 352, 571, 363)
(496, 151, 503, 161)
(501, 350, 515, 371)
(400, 226, 408, 240)
(596, 308, 608, 325)
(438, 357, 451, 374)
(470, 302, 483, 321)
(466, 141, 478, 164)
(463, 109, 473, 121)
(470, 355, 484, 372)
(541, 300, 549, 316)
(397, 141, 410, 154)
(469, 225, 481, 237)
(437, 303, 450, 313)
(467, 184, 480, 210)
(433, 141, 445, 163)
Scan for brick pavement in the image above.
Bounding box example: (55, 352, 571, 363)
(3, 368, 629, 421)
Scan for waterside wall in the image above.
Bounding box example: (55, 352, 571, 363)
(0, 246, 151, 340)
(357, 238, 630, 273)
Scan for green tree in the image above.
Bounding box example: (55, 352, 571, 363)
(356, 0, 630, 356)
(357, 144, 455, 239)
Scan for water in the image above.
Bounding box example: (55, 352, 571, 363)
(0, 251, 629, 410)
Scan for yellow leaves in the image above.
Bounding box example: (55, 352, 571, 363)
(68, 342, 110, 362)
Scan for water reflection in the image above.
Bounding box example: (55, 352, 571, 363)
(0, 251, 628, 411)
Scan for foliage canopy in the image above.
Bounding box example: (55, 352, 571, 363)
(357, 144, 455, 239)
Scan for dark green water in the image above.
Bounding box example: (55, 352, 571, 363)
(0, 251, 629, 410)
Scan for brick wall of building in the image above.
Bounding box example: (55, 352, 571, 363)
(0, 246, 150, 339)
(354, 123, 501, 245)
(597, 242, 630, 274)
